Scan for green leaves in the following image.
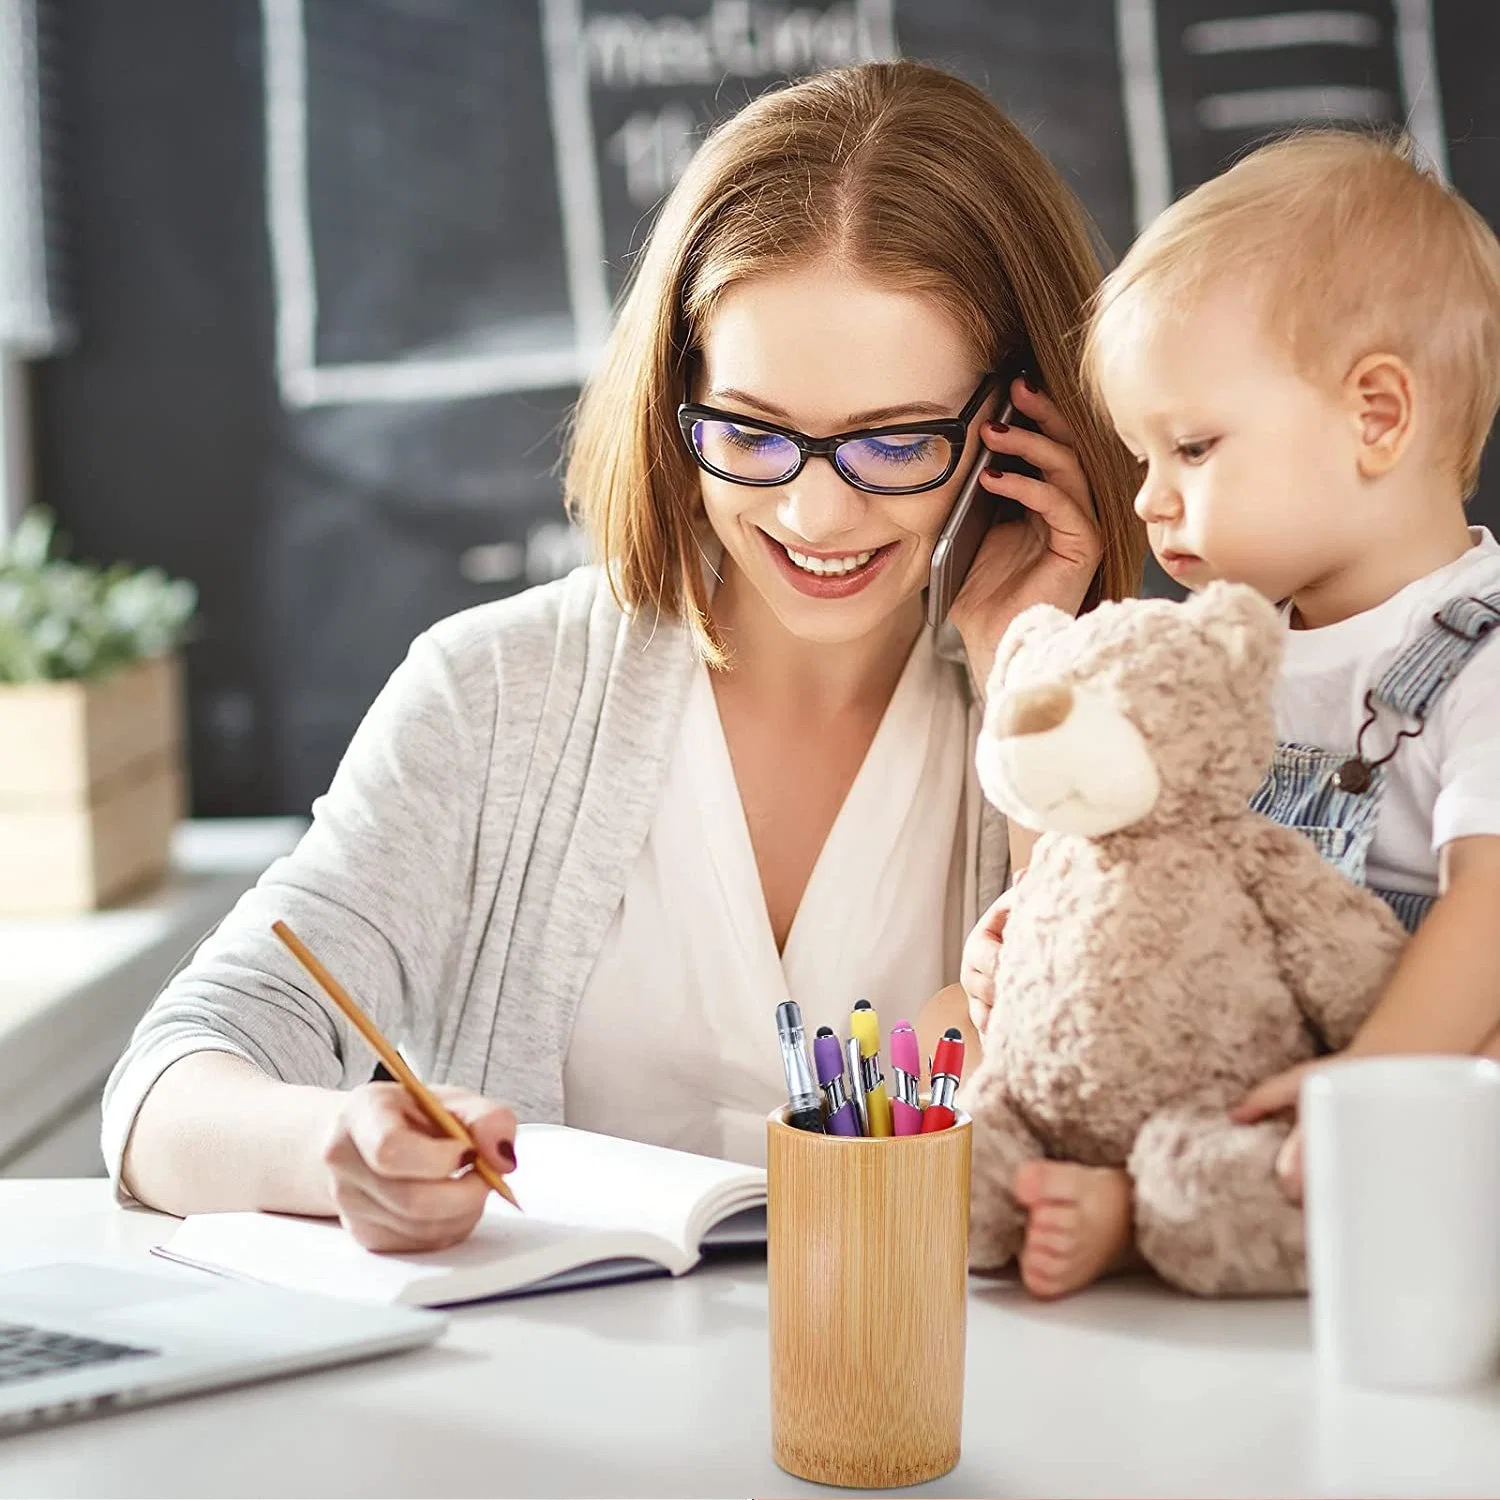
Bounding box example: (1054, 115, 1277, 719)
(0, 509, 198, 683)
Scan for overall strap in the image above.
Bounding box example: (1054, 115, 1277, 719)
(1371, 591, 1500, 721)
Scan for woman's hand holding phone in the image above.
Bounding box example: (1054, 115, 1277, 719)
(946, 373, 1102, 694)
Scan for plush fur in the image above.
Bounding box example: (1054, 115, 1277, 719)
(959, 582, 1407, 1296)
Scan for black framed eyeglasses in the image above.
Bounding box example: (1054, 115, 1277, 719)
(676, 370, 1000, 496)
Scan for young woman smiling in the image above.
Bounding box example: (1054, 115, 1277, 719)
(108, 61, 1143, 1252)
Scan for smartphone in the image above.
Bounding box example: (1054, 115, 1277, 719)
(925, 387, 1043, 628)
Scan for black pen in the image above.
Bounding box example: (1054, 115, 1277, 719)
(774, 1000, 826, 1133)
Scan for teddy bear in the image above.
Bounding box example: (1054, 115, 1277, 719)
(959, 581, 1407, 1296)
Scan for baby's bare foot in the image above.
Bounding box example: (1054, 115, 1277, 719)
(1012, 1160, 1135, 1300)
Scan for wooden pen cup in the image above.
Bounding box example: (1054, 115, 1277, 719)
(766, 1107, 971, 1489)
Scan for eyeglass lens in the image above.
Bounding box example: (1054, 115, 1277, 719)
(690, 419, 957, 492)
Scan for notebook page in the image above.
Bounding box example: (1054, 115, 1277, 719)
(154, 1124, 767, 1304)
(506, 1124, 766, 1255)
(156, 1206, 679, 1304)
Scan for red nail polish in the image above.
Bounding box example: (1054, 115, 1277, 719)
(990, 420, 1010, 433)
(1021, 373, 1038, 392)
(497, 1143, 517, 1171)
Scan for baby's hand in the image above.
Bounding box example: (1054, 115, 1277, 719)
(1231, 1058, 1317, 1123)
(1275, 1124, 1304, 1204)
(961, 869, 1025, 1036)
(1232, 1061, 1315, 1205)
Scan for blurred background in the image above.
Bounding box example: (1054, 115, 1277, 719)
(6, 0, 1499, 818)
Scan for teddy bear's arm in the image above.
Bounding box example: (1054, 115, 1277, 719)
(1236, 821, 1407, 1050)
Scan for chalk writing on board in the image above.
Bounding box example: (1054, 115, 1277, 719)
(584, 1, 894, 84)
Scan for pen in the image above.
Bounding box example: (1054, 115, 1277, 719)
(271, 920, 521, 1210)
(921, 1027, 965, 1133)
(774, 1000, 826, 1133)
(850, 999, 893, 1138)
(888, 1019, 922, 1136)
(813, 1027, 860, 1136)
(845, 1034, 869, 1136)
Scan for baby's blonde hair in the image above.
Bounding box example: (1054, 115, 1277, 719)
(1084, 130, 1500, 496)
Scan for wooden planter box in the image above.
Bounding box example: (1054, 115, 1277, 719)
(0, 655, 187, 915)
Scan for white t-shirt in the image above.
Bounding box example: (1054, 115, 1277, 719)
(1275, 526, 1500, 896)
(563, 630, 975, 1166)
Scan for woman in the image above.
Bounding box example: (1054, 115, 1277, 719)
(107, 61, 1142, 1252)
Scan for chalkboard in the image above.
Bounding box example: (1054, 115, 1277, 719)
(31, 0, 1500, 814)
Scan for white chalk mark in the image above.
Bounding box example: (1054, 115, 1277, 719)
(542, 0, 613, 367)
(1198, 85, 1391, 130)
(1392, 0, 1449, 181)
(1184, 12, 1380, 54)
(261, 0, 319, 404)
(866, 0, 899, 60)
(282, 348, 590, 407)
(1116, 0, 1173, 230)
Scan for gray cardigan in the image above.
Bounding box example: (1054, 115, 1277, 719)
(101, 565, 1008, 1185)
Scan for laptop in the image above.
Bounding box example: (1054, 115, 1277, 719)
(0, 1259, 445, 1435)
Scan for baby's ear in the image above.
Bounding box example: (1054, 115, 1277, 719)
(1187, 582, 1283, 682)
(985, 604, 1073, 700)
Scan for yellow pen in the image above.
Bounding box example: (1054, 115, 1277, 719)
(849, 999, 893, 1138)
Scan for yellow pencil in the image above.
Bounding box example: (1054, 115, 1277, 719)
(271, 920, 521, 1211)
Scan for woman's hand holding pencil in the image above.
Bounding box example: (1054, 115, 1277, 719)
(273, 920, 522, 1254)
(320, 1082, 520, 1253)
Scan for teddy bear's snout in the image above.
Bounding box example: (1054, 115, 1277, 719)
(976, 677, 1162, 839)
(995, 682, 1074, 739)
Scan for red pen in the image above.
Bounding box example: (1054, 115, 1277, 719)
(921, 1027, 965, 1133)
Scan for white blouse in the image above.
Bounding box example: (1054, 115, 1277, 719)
(563, 629, 975, 1165)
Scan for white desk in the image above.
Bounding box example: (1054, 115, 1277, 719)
(1, 1183, 1498, 1498)
(0, 820, 305, 1175)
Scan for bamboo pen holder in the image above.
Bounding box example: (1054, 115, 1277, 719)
(767, 1107, 971, 1489)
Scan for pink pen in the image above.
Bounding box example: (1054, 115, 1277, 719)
(889, 1020, 923, 1136)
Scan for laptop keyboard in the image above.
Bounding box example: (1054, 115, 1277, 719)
(0, 1321, 155, 1388)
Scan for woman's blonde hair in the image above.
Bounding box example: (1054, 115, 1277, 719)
(566, 60, 1144, 664)
(1084, 130, 1500, 498)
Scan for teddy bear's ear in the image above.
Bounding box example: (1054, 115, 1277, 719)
(985, 603, 1073, 699)
(1186, 581, 1283, 681)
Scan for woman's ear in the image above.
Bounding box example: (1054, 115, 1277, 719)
(1344, 352, 1417, 479)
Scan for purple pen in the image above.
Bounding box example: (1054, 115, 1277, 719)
(813, 1026, 860, 1136)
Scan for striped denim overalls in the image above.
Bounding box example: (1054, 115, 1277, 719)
(1250, 592, 1500, 933)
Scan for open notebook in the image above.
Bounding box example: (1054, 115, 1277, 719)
(154, 1124, 767, 1307)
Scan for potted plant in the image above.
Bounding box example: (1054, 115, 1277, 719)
(0, 509, 197, 915)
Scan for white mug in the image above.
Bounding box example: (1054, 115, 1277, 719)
(1303, 1056, 1500, 1392)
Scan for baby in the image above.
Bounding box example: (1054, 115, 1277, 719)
(960, 130, 1500, 1298)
